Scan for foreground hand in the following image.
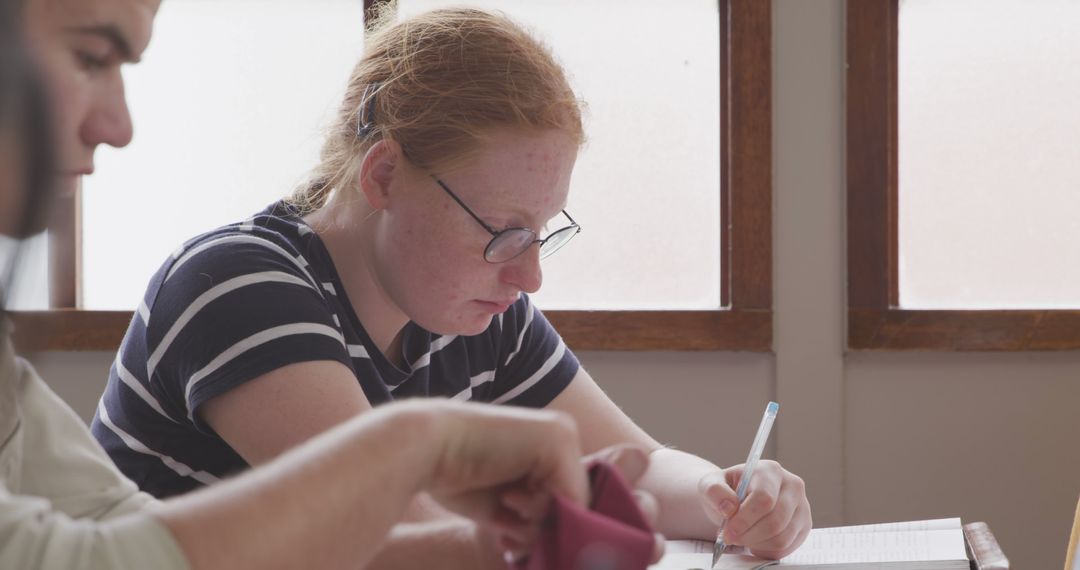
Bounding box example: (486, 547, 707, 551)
(425, 403, 589, 525)
(698, 460, 812, 559)
(495, 444, 667, 565)
(420, 402, 663, 564)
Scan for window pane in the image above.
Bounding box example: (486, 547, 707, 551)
(0, 232, 49, 310)
(400, 0, 722, 310)
(83, 0, 721, 311)
(899, 0, 1080, 309)
(82, 0, 365, 309)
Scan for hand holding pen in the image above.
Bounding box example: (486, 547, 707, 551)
(698, 402, 813, 567)
(711, 401, 778, 567)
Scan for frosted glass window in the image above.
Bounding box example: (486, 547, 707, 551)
(0, 233, 48, 310)
(82, 0, 720, 311)
(400, 0, 721, 310)
(82, 0, 366, 309)
(899, 0, 1080, 309)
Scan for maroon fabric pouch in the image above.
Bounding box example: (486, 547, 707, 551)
(515, 461, 656, 570)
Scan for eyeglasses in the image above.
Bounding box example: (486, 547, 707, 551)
(431, 175, 581, 263)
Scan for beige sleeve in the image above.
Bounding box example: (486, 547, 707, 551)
(13, 356, 155, 521)
(0, 353, 191, 570)
(0, 485, 189, 570)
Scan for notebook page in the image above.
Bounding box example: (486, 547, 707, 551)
(663, 539, 713, 554)
(652, 541, 764, 565)
(780, 528, 967, 565)
(653, 542, 756, 569)
(649, 552, 775, 570)
(652, 520, 965, 569)
(810, 518, 961, 535)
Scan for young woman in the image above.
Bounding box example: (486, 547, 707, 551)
(92, 6, 812, 568)
(2, 1, 658, 568)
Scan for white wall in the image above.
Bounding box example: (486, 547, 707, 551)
(28, 1, 1080, 568)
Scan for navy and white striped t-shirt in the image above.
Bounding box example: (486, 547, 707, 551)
(90, 201, 579, 498)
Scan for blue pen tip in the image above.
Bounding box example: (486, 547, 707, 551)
(767, 401, 779, 414)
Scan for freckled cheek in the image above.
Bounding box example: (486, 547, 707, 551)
(402, 234, 468, 301)
(442, 285, 467, 306)
(427, 256, 483, 302)
(425, 256, 496, 310)
(394, 207, 497, 307)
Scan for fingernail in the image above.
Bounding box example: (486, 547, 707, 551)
(720, 500, 736, 516)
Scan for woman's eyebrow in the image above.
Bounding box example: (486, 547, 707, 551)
(66, 25, 140, 63)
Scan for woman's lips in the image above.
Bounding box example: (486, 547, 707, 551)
(475, 299, 515, 313)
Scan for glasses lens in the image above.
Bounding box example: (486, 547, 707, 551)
(485, 229, 536, 263)
(538, 225, 580, 259)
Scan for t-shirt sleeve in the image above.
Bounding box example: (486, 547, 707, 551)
(143, 233, 352, 433)
(485, 294, 579, 408)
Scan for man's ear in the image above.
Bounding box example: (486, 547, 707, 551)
(356, 139, 403, 210)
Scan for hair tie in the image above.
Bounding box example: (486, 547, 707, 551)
(356, 84, 379, 137)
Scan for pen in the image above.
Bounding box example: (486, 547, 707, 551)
(711, 401, 780, 569)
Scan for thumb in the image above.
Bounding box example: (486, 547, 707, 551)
(698, 470, 738, 525)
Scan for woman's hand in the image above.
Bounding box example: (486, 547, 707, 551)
(698, 460, 812, 559)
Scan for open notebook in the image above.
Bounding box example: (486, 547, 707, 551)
(651, 518, 969, 570)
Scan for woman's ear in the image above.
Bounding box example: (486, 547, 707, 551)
(356, 139, 403, 210)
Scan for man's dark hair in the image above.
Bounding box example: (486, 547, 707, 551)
(1, 0, 56, 308)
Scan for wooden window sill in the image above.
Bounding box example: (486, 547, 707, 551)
(849, 309, 1080, 351)
(10, 309, 773, 353)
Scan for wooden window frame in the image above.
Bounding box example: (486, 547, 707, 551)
(12, 0, 773, 353)
(847, 0, 1080, 351)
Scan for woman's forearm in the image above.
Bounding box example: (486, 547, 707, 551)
(639, 447, 722, 539)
